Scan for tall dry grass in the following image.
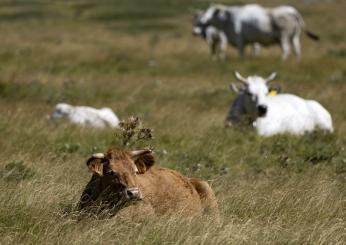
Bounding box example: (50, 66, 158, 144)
(0, 0, 345, 244)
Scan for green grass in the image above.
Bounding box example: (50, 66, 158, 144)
(0, 0, 345, 244)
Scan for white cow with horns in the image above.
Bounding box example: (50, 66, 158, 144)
(230, 72, 333, 136)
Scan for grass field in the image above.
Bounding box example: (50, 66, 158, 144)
(0, 0, 345, 244)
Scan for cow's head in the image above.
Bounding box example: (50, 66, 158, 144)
(192, 10, 207, 37)
(86, 148, 154, 206)
(51, 103, 73, 119)
(231, 71, 277, 118)
(192, 5, 228, 36)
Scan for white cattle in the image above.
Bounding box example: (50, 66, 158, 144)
(230, 72, 333, 136)
(51, 103, 120, 128)
(196, 4, 319, 60)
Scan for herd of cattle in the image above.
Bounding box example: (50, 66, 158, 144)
(48, 3, 334, 219)
(51, 70, 333, 137)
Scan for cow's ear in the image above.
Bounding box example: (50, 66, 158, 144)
(86, 154, 108, 176)
(131, 150, 155, 174)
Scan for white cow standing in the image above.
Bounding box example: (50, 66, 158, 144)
(230, 72, 333, 136)
(197, 4, 319, 60)
(51, 103, 120, 128)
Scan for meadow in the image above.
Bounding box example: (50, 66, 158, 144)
(0, 0, 345, 244)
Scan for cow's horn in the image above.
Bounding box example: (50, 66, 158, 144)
(130, 149, 152, 158)
(230, 83, 240, 93)
(92, 153, 105, 158)
(234, 71, 248, 84)
(265, 72, 277, 83)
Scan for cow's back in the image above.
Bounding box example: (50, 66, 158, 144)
(306, 100, 333, 132)
(98, 108, 120, 128)
(69, 106, 106, 128)
(136, 167, 204, 215)
(269, 7, 300, 37)
(255, 94, 333, 136)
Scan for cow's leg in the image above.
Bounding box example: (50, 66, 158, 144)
(189, 178, 219, 220)
(252, 43, 261, 57)
(206, 35, 216, 58)
(211, 41, 218, 60)
(215, 42, 222, 60)
(291, 35, 301, 60)
(218, 35, 227, 61)
(280, 37, 290, 60)
(235, 36, 245, 59)
(238, 43, 245, 59)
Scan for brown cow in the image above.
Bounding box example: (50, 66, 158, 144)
(77, 148, 218, 218)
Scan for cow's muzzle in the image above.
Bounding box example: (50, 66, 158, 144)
(125, 187, 143, 201)
(192, 27, 202, 36)
(257, 105, 268, 117)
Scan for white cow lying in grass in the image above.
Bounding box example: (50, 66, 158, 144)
(229, 72, 333, 136)
(51, 103, 120, 128)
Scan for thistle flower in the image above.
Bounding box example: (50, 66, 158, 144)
(137, 128, 153, 140)
(115, 116, 154, 148)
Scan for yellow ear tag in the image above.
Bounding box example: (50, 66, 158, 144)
(268, 90, 277, 97)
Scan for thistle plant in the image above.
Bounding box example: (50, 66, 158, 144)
(116, 116, 153, 148)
